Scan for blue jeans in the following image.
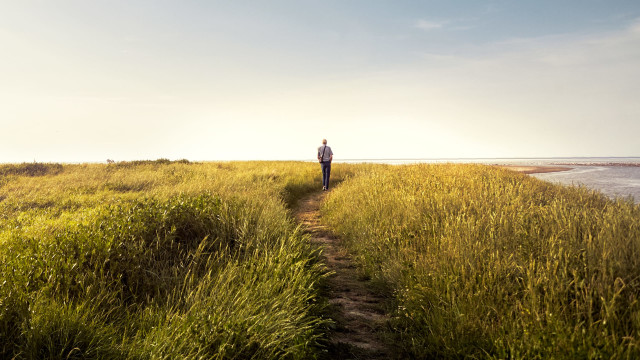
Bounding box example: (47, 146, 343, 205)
(321, 162, 331, 189)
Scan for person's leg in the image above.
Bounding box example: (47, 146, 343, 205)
(325, 163, 331, 189)
(321, 163, 327, 189)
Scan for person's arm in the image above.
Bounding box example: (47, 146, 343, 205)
(329, 154, 333, 162)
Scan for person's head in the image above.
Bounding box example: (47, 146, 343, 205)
(322, 139, 327, 145)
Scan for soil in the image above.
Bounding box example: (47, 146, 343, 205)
(294, 191, 391, 359)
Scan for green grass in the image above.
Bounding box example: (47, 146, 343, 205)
(3, 161, 640, 359)
(322, 163, 640, 359)
(0, 160, 353, 359)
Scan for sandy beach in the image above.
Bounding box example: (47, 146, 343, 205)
(497, 165, 573, 175)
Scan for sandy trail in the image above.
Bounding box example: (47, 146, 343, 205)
(294, 192, 390, 359)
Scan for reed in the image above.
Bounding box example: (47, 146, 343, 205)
(322, 163, 640, 359)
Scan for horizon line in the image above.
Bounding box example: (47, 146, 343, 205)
(2, 155, 640, 165)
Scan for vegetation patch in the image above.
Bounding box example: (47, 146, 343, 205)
(0, 163, 64, 177)
(112, 158, 192, 168)
(322, 164, 640, 359)
(0, 161, 350, 359)
(6, 161, 635, 359)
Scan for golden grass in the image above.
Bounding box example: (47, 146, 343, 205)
(4, 160, 638, 358)
(0, 160, 354, 359)
(322, 163, 640, 359)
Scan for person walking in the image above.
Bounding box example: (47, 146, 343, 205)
(317, 139, 333, 191)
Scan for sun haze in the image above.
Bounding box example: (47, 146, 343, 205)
(1, 1, 639, 162)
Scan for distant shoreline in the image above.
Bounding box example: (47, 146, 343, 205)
(497, 165, 573, 175)
(552, 162, 640, 167)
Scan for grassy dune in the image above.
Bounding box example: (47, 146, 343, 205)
(322, 164, 640, 359)
(0, 161, 353, 359)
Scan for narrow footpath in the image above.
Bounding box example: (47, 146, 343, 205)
(294, 192, 390, 359)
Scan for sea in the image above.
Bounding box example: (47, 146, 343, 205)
(334, 157, 640, 203)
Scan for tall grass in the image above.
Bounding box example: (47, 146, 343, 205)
(0, 160, 351, 359)
(322, 164, 640, 359)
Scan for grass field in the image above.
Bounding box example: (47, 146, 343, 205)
(0, 160, 355, 359)
(1, 161, 639, 359)
(322, 164, 640, 359)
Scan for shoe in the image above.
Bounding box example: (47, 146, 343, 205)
(322, 186, 326, 191)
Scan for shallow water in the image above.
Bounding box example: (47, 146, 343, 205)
(532, 166, 640, 203)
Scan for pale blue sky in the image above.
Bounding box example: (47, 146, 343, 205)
(1, 1, 639, 162)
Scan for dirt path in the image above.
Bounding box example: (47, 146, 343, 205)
(294, 192, 390, 359)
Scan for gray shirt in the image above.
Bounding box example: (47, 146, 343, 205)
(318, 145, 333, 162)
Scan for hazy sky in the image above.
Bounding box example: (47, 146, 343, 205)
(1, 1, 639, 162)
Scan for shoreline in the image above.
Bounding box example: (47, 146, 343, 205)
(497, 165, 573, 175)
(501, 162, 640, 175)
(553, 162, 640, 167)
